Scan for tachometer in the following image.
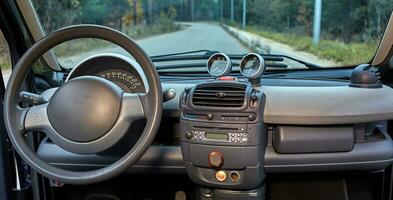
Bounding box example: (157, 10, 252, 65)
(207, 53, 232, 77)
(96, 69, 144, 93)
(239, 53, 265, 79)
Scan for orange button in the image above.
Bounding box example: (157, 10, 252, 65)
(215, 170, 227, 182)
(208, 151, 224, 168)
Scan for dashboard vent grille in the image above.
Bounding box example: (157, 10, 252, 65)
(192, 84, 246, 107)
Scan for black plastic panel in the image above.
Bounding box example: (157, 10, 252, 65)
(185, 162, 264, 190)
(37, 138, 185, 173)
(273, 126, 354, 153)
(265, 129, 393, 172)
(182, 143, 262, 169)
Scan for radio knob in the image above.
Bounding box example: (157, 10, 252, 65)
(185, 131, 193, 139)
(208, 151, 224, 168)
(248, 114, 256, 121)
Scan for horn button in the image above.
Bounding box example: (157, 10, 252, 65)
(47, 76, 123, 143)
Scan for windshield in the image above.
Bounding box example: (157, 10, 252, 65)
(31, 0, 392, 70)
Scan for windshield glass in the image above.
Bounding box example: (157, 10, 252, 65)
(31, 0, 392, 69)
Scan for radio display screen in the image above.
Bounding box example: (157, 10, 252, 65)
(206, 133, 229, 141)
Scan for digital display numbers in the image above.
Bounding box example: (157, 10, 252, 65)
(206, 133, 229, 141)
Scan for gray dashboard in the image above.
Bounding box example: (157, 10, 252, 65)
(38, 78, 393, 174)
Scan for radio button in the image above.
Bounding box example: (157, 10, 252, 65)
(248, 114, 256, 121)
(241, 134, 249, 142)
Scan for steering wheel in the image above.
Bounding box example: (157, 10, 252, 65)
(3, 25, 163, 184)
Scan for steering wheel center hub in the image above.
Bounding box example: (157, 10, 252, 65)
(47, 76, 123, 142)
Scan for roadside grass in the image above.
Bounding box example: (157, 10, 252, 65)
(0, 31, 11, 70)
(245, 26, 378, 66)
(0, 57, 10, 70)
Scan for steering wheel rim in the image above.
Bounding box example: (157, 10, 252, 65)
(3, 25, 163, 184)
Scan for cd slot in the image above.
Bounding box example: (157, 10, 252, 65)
(220, 114, 249, 121)
(192, 125, 238, 131)
(221, 115, 249, 117)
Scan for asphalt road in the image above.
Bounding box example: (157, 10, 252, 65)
(140, 22, 249, 55)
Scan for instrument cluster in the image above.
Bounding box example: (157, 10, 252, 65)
(66, 54, 146, 93)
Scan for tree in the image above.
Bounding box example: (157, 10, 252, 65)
(33, 0, 81, 33)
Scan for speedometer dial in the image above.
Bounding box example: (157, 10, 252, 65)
(96, 69, 145, 93)
(239, 53, 265, 79)
(207, 53, 232, 77)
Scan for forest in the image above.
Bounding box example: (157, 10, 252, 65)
(0, 0, 392, 70)
(31, 0, 392, 43)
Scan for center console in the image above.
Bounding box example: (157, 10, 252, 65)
(180, 53, 267, 200)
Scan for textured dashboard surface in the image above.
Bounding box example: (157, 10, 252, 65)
(162, 83, 393, 125)
(262, 85, 393, 124)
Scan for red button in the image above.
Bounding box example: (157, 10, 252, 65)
(218, 76, 236, 81)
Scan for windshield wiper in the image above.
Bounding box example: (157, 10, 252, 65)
(273, 54, 322, 69)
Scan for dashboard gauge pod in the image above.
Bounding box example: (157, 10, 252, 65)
(207, 53, 232, 77)
(239, 53, 266, 80)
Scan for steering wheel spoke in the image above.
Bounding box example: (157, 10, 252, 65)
(122, 93, 145, 120)
(23, 104, 52, 133)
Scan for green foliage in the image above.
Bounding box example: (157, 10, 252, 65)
(32, 0, 82, 32)
(223, 0, 391, 66)
(80, 0, 110, 24)
(0, 60, 10, 70)
(246, 27, 378, 66)
(20, 0, 393, 69)
(51, 13, 180, 63)
(124, 11, 180, 39)
(29, 0, 180, 64)
(53, 39, 113, 58)
(226, 0, 392, 44)
(0, 32, 10, 70)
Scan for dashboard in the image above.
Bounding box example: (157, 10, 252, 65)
(38, 53, 393, 179)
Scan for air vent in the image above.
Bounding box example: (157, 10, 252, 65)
(192, 83, 246, 107)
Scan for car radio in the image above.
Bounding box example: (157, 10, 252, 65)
(188, 130, 249, 143)
(182, 120, 263, 146)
